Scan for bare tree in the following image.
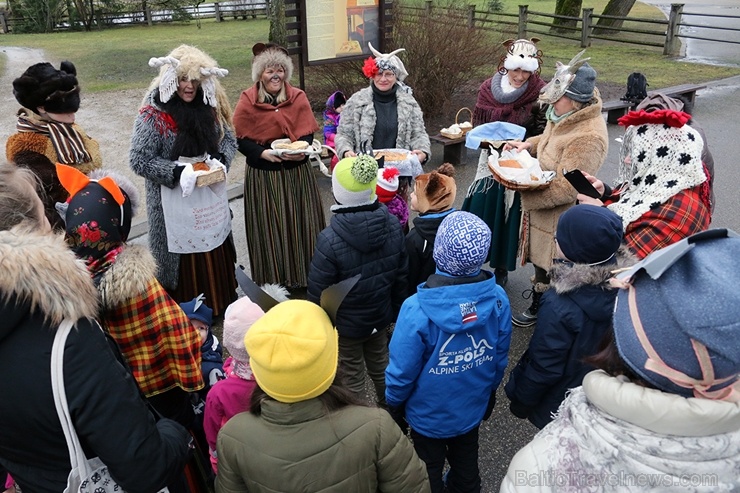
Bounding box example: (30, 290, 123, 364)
(269, 0, 286, 46)
(593, 0, 637, 35)
(551, 0, 582, 33)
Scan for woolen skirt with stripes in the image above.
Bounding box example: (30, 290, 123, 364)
(169, 234, 238, 318)
(243, 162, 326, 288)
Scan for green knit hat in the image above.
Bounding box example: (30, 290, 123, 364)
(331, 154, 378, 210)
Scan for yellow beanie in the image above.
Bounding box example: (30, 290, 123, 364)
(244, 300, 338, 403)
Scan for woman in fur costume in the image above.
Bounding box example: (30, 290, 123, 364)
(6, 61, 102, 230)
(129, 44, 238, 316)
(462, 39, 546, 288)
(0, 163, 191, 492)
(505, 51, 608, 328)
(57, 164, 203, 427)
(233, 43, 325, 289)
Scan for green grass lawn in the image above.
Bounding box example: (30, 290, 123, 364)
(1, 3, 737, 103)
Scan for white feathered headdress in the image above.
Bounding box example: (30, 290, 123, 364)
(148, 45, 228, 107)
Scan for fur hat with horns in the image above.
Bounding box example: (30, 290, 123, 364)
(13, 61, 80, 115)
(362, 42, 409, 82)
(147, 44, 229, 108)
(251, 42, 293, 83)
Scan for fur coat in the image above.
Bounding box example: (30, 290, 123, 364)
(519, 92, 608, 270)
(6, 109, 102, 229)
(0, 229, 190, 492)
(97, 244, 203, 397)
(129, 90, 237, 290)
(335, 85, 431, 159)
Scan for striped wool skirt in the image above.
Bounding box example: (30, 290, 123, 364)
(243, 162, 326, 288)
(170, 235, 238, 318)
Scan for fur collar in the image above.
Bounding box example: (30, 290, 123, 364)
(0, 229, 97, 324)
(549, 247, 636, 294)
(97, 244, 157, 307)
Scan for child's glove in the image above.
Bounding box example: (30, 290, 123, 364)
(387, 404, 408, 435)
(508, 399, 530, 420)
(483, 391, 497, 421)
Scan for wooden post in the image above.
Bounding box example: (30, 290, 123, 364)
(425, 0, 432, 15)
(214, 2, 222, 22)
(581, 8, 592, 48)
(664, 3, 683, 56)
(0, 11, 8, 33)
(518, 5, 528, 39)
(145, 6, 152, 26)
(467, 4, 475, 28)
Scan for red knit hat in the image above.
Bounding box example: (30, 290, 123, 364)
(376, 166, 400, 204)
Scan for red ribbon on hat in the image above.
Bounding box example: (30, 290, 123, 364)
(617, 109, 691, 129)
(627, 285, 738, 402)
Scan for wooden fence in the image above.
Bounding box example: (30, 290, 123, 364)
(0, 1, 268, 33)
(398, 2, 740, 57)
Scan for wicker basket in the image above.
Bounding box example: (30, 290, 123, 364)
(439, 107, 474, 139)
(488, 161, 552, 191)
(196, 167, 226, 187)
(456, 107, 473, 134)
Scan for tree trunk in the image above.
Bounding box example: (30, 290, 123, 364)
(269, 0, 286, 47)
(551, 0, 582, 34)
(592, 0, 636, 36)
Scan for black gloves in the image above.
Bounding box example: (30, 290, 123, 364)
(173, 165, 186, 184)
(509, 399, 530, 420)
(387, 405, 408, 435)
(483, 391, 497, 421)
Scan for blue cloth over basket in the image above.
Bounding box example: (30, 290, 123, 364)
(465, 122, 526, 150)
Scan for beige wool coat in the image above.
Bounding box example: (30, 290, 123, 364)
(519, 92, 608, 271)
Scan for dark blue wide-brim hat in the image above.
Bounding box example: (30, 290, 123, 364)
(180, 294, 213, 327)
(613, 229, 740, 400)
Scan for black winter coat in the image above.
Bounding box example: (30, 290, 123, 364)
(505, 249, 635, 429)
(0, 229, 190, 493)
(308, 202, 409, 338)
(404, 209, 456, 297)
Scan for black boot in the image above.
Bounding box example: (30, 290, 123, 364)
(494, 267, 509, 288)
(512, 284, 546, 327)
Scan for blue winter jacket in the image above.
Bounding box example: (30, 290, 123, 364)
(386, 271, 512, 438)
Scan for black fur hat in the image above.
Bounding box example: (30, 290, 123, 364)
(13, 61, 80, 114)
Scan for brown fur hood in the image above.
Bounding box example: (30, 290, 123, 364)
(549, 246, 637, 294)
(98, 244, 158, 308)
(0, 228, 97, 325)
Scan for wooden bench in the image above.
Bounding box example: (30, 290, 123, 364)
(601, 83, 707, 124)
(429, 134, 467, 165)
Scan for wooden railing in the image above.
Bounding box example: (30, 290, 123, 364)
(0, 1, 268, 33)
(396, 2, 740, 57)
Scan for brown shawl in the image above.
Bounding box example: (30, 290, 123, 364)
(233, 82, 319, 145)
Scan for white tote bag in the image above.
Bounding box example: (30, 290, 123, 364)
(51, 320, 169, 493)
(160, 180, 231, 254)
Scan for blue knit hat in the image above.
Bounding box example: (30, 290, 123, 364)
(433, 211, 491, 277)
(613, 229, 740, 401)
(180, 294, 213, 326)
(557, 204, 623, 265)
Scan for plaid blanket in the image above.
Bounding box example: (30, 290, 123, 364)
(103, 278, 203, 396)
(614, 185, 711, 259)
